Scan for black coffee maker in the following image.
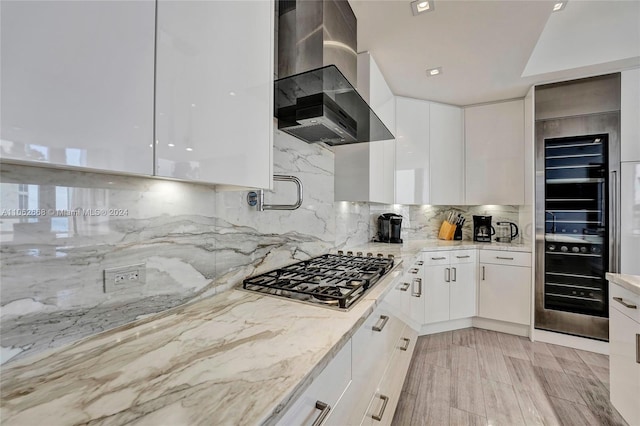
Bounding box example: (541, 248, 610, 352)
(377, 213, 403, 243)
(473, 215, 495, 242)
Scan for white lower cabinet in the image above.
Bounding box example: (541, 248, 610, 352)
(276, 340, 352, 426)
(478, 250, 531, 325)
(423, 250, 477, 324)
(609, 282, 640, 426)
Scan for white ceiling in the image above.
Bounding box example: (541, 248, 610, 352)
(349, 0, 640, 106)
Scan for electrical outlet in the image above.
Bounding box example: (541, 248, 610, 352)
(103, 263, 146, 293)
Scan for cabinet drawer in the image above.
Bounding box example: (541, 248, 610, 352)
(450, 250, 476, 264)
(610, 283, 640, 323)
(277, 341, 352, 426)
(362, 326, 418, 426)
(479, 250, 531, 267)
(422, 251, 451, 266)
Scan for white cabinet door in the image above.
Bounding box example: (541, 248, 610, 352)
(395, 97, 430, 204)
(0, 1, 155, 174)
(478, 263, 531, 325)
(449, 262, 477, 320)
(155, 0, 273, 188)
(621, 69, 640, 162)
(430, 103, 465, 204)
(464, 99, 525, 205)
(424, 265, 450, 324)
(609, 307, 640, 426)
(621, 162, 640, 275)
(277, 341, 352, 426)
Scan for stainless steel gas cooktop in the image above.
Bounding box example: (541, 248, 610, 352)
(242, 251, 396, 310)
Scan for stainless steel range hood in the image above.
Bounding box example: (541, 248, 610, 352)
(274, 0, 394, 146)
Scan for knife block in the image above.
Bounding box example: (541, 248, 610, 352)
(438, 221, 456, 240)
(453, 225, 463, 240)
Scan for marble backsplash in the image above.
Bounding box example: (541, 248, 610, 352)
(1, 132, 521, 364)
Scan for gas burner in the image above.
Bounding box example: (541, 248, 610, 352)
(242, 252, 396, 310)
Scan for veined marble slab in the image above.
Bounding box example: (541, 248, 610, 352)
(606, 273, 640, 296)
(0, 263, 404, 426)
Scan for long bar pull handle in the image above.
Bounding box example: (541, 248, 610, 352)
(452, 267, 457, 282)
(415, 261, 424, 266)
(247, 175, 303, 211)
(611, 170, 619, 272)
(399, 282, 410, 292)
(636, 334, 640, 364)
(431, 257, 446, 260)
(312, 400, 331, 426)
(613, 297, 637, 309)
(496, 256, 514, 260)
(400, 337, 411, 351)
(409, 268, 419, 274)
(373, 315, 389, 332)
(445, 267, 450, 282)
(372, 394, 389, 421)
(456, 255, 470, 259)
(482, 266, 485, 281)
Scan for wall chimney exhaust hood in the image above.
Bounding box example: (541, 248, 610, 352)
(274, 0, 394, 146)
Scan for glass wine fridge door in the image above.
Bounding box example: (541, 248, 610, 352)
(544, 134, 609, 317)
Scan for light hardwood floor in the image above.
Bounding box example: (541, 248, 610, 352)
(391, 328, 627, 426)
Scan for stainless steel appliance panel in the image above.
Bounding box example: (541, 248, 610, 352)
(535, 112, 620, 341)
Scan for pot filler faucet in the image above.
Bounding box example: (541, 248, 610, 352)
(247, 175, 303, 211)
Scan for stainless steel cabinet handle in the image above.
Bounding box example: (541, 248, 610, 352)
(456, 255, 470, 259)
(482, 266, 485, 281)
(496, 256, 514, 260)
(409, 268, 419, 274)
(613, 297, 637, 309)
(452, 267, 457, 282)
(400, 337, 411, 351)
(431, 257, 446, 260)
(373, 315, 389, 332)
(636, 334, 639, 364)
(412, 277, 422, 297)
(445, 267, 450, 282)
(399, 282, 410, 292)
(372, 394, 389, 421)
(312, 400, 331, 426)
(611, 170, 619, 272)
(415, 261, 424, 266)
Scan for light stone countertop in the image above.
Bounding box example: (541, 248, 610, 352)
(606, 273, 640, 296)
(0, 239, 530, 425)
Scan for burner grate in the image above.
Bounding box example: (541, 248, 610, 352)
(242, 253, 394, 309)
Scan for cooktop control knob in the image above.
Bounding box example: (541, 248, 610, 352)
(561, 246, 569, 252)
(388, 254, 394, 259)
(338, 250, 344, 255)
(356, 251, 363, 257)
(548, 245, 556, 251)
(347, 251, 353, 256)
(572, 246, 580, 253)
(580, 247, 588, 253)
(367, 252, 373, 257)
(377, 253, 384, 258)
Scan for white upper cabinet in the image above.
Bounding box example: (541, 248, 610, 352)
(464, 99, 525, 205)
(0, 1, 155, 174)
(621, 68, 640, 162)
(335, 53, 395, 203)
(155, 0, 273, 188)
(429, 103, 465, 205)
(395, 97, 430, 205)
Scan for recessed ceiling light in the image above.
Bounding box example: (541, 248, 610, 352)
(168, 143, 175, 147)
(553, 1, 566, 12)
(426, 67, 442, 76)
(410, 0, 434, 15)
(186, 147, 193, 152)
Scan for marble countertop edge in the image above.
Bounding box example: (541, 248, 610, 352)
(606, 272, 640, 296)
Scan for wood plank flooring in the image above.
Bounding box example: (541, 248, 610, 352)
(391, 328, 627, 426)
